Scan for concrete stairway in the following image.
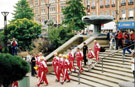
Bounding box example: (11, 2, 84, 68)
(50, 49, 133, 87)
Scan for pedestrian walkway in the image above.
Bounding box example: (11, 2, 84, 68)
(28, 73, 87, 87)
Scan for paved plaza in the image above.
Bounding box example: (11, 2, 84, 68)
(29, 73, 87, 87)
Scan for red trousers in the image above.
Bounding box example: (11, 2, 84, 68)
(12, 81, 18, 87)
(54, 66, 59, 81)
(62, 69, 70, 82)
(77, 60, 83, 72)
(95, 51, 99, 61)
(38, 71, 48, 87)
(58, 68, 63, 81)
(69, 61, 76, 72)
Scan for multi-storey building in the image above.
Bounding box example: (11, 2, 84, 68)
(28, 0, 135, 30)
(84, 0, 135, 30)
(27, 0, 67, 28)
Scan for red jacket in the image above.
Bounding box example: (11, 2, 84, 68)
(130, 34, 135, 40)
(88, 50, 95, 59)
(75, 51, 83, 61)
(63, 59, 69, 69)
(94, 43, 100, 52)
(117, 32, 123, 39)
(52, 56, 59, 66)
(68, 52, 74, 61)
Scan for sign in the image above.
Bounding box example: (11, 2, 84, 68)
(117, 21, 135, 29)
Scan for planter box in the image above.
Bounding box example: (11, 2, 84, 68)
(19, 76, 30, 87)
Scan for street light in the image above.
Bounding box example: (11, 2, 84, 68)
(46, 3, 51, 20)
(1, 11, 9, 53)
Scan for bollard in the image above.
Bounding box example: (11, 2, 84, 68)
(102, 57, 104, 73)
(19, 76, 30, 87)
(78, 68, 80, 84)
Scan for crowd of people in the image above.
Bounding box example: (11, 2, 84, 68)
(20, 40, 100, 87)
(107, 30, 135, 56)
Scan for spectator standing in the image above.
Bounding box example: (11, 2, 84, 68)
(83, 42, 88, 65)
(116, 30, 123, 50)
(7, 39, 12, 54)
(123, 31, 131, 57)
(11, 38, 18, 55)
(31, 54, 36, 76)
(109, 35, 115, 50)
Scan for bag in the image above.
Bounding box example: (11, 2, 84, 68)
(100, 47, 106, 52)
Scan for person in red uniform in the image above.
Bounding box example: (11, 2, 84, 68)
(68, 49, 76, 73)
(11, 37, 18, 55)
(52, 52, 59, 82)
(57, 54, 63, 82)
(75, 48, 83, 73)
(116, 30, 123, 50)
(87, 48, 95, 71)
(61, 55, 70, 84)
(37, 58, 48, 87)
(94, 40, 101, 62)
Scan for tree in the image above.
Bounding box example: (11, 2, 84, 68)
(7, 18, 41, 51)
(62, 0, 86, 31)
(13, 0, 34, 20)
(0, 53, 30, 87)
(48, 24, 75, 49)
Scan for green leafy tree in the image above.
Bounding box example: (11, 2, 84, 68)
(7, 18, 41, 51)
(48, 24, 75, 49)
(0, 53, 30, 87)
(13, 0, 34, 20)
(62, 0, 86, 30)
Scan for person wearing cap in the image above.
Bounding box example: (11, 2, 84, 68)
(87, 48, 95, 71)
(61, 55, 70, 84)
(94, 40, 100, 62)
(58, 54, 64, 82)
(75, 48, 83, 73)
(52, 52, 59, 82)
(68, 49, 76, 73)
(37, 58, 48, 87)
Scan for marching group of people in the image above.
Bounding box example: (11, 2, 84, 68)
(26, 40, 100, 87)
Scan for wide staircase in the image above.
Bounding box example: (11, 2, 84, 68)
(50, 49, 133, 87)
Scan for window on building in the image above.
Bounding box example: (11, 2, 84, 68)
(91, 12, 96, 15)
(41, 0, 45, 4)
(121, 9, 126, 20)
(105, 0, 110, 5)
(105, 10, 110, 15)
(49, 0, 55, 3)
(92, 0, 95, 6)
(128, 0, 134, 5)
(100, 0, 103, 6)
(129, 0, 133, 2)
(112, 10, 115, 19)
(122, 0, 126, 3)
(112, 0, 115, 4)
(128, 9, 134, 19)
(100, 11, 104, 15)
(35, 0, 39, 6)
(41, 8, 45, 14)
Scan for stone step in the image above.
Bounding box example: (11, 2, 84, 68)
(71, 72, 118, 87)
(90, 66, 133, 78)
(101, 62, 131, 69)
(102, 59, 130, 65)
(81, 68, 132, 83)
(95, 63, 131, 73)
(101, 57, 131, 63)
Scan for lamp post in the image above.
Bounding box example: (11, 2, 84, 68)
(87, 0, 90, 15)
(1, 11, 9, 53)
(46, 3, 51, 20)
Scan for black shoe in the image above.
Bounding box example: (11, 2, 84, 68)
(67, 80, 70, 83)
(55, 79, 59, 82)
(61, 82, 64, 84)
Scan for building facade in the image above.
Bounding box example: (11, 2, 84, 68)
(28, 0, 135, 30)
(27, 0, 68, 27)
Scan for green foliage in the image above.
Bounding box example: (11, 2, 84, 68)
(0, 30, 4, 41)
(48, 24, 75, 49)
(62, 0, 86, 30)
(0, 53, 30, 87)
(7, 18, 41, 51)
(13, 0, 34, 20)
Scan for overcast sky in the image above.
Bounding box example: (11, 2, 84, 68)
(0, 0, 19, 28)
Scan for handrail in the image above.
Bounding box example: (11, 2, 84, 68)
(101, 40, 135, 73)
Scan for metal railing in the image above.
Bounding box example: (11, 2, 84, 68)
(101, 41, 135, 73)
